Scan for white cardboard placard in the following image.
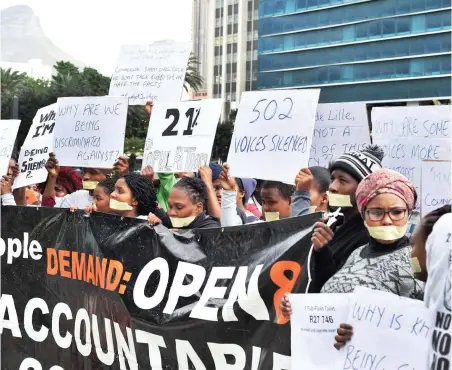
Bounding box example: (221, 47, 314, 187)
(53, 96, 128, 168)
(109, 42, 191, 105)
(310, 103, 370, 167)
(0, 120, 21, 176)
(14, 103, 57, 189)
(421, 160, 451, 216)
(143, 99, 223, 172)
(227, 89, 320, 184)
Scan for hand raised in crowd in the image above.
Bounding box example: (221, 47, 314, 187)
(45, 152, 60, 178)
(113, 156, 129, 176)
(141, 165, 155, 182)
(280, 293, 292, 318)
(219, 164, 236, 191)
(295, 168, 313, 192)
(9, 163, 20, 183)
(334, 323, 353, 350)
(144, 100, 153, 117)
(1, 176, 12, 195)
(312, 222, 334, 251)
(198, 165, 213, 186)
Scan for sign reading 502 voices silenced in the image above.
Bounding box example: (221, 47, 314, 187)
(143, 99, 223, 172)
(227, 90, 320, 184)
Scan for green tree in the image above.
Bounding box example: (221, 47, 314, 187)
(1, 68, 27, 94)
(184, 55, 203, 92)
(211, 110, 236, 162)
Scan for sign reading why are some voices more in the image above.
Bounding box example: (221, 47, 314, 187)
(53, 96, 128, 168)
(290, 293, 351, 370)
(421, 160, 451, 216)
(341, 287, 430, 370)
(372, 106, 451, 205)
(310, 103, 371, 167)
(0, 120, 21, 176)
(13, 103, 57, 189)
(143, 99, 223, 172)
(227, 89, 320, 184)
(109, 41, 191, 105)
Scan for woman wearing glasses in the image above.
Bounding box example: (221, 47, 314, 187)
(316, 168, 423, 296)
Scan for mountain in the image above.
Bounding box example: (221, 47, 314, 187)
(1, 5, 83, 68)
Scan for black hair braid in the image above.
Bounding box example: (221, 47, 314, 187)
(122, 173, 158, 216)
(174, 177, 208, 207)
(421, 205, 451, 239)
(97, 178, 116, 195)
(262, 180, 294, 201)
(309, 166, 331, 193)
(362, 144, 385, 162)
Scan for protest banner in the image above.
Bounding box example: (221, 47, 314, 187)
(372, 106, 451, 208)
(227, 89, 320, 184)
(13, 103, 57, 189)
(0, 206, 320, 370)
(0, 119, 21, 175)
(421, 160, 451, 216)
(290, 293, 351, 370)
(53, 96, 128, 168)
(109, 42, 191, 105)
(309, 103, 370, 167)
(341, 286, 430, 370)
(142, 99, 223, 172)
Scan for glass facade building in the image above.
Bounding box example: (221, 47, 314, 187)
(258, 0, 452, 102)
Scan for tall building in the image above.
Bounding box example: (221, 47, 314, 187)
(258, 0, 452, 103)
(192, 0, 259, 112)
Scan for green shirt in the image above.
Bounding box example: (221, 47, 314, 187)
(156, 173, 176, 212)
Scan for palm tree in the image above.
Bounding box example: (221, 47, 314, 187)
(0, 68, 27, 94)
(184, 54, 204, 92)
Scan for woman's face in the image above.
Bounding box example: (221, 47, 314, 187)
(83, 168, 108, 182)
(55, 182, 68, 198)
(329, 170, 359, 199)
(364, 193, 409, 243)
(167, 188, 202, 219)
(310, 180, 328, 212)
(213, 179, 222, 205)
(110, 178, 137, 213)
(410, 226, 428, 282)
(261, 187, 291, 219)
(93, 186, 113, 213)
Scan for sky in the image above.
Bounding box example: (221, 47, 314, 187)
(1, 0, 193, 75)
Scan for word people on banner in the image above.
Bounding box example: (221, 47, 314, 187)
(372, 106, 451, 206)
(227, 89, 320, 184)
(310, 103, 370, 167)
(109, 41, 191, 105)
(421, 161, 451, 216)
(0, 120, 21, 176)
(53, 96, 128, 168)
(341, 286, 430, 370)
(290, 293, 351, 370)
(143, 99, 223, 172)
(13, 104, 57, 189)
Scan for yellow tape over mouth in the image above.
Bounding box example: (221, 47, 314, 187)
(109, 199, 133, 211)
(83, 181, 99, 190)
(265, 212, 280, 221)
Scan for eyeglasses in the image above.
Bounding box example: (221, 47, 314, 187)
(366, 208, 408, 221)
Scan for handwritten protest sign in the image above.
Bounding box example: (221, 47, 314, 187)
(290, 293, 351, 370)
(341, 286, 430, 370)
(109, 42, 191, 105)
(53, 97, 128, 168)
(227, 89, 320, 184)
(143, 99, 223, 172)
(421, 160, 451, 216)
(372, 106, 451, 208)
(0, 120, 21, 176)
(310, 103, 370, 167)
(13, 104, 57, 189)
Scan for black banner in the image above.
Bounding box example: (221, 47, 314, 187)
(1, 206, 319, 370)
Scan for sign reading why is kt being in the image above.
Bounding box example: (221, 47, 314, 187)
(143, 99, 223, 172)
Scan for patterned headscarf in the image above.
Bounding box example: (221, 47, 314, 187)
(356, 169, 417, 216)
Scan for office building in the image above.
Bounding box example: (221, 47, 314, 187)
(258, 0, 452, 103)
(191, 0, 259, 110)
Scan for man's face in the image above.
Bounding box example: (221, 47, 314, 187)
(82, 168, 108, 182)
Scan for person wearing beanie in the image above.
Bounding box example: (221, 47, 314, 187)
(236, 178, 259, 223)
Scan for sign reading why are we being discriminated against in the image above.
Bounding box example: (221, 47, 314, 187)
(143, 99, 223, 172)
(109, 42, 191, 105)
(13, 103, 57, 189)
(310, 103, 370, 167)
(53, 96, 128, 168)
(342, 287, 430, 370)
(227, 89, 320, 184)
(0, 206, 321, 370)
(421, 160, 451, 216)
(0, 119, 21, 175)
(372, 106, 451, 207)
